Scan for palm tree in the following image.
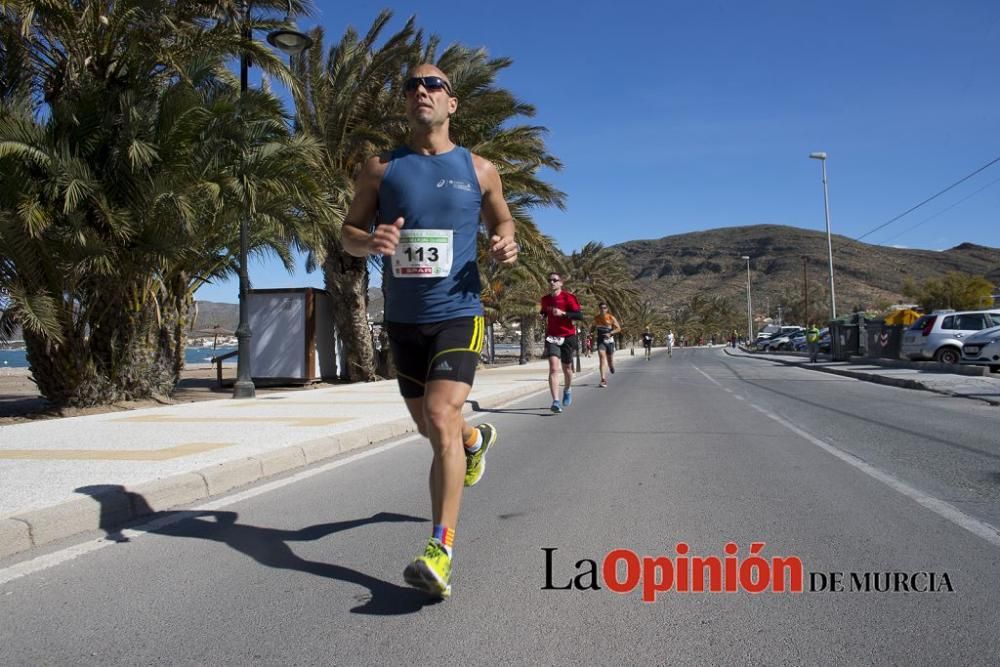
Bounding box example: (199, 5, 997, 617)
(564, 242, 640, 322)
(621, 299, 668, 344)
(0, 0, 335, 405)
(291, 12, 418, 381)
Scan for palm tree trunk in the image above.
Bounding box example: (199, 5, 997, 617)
(323, 242, 376, 382)
(519, 315, 534, 364)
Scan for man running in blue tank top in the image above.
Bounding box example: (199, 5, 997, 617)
(342, 64, 518, 598)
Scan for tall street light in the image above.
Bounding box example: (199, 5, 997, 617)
(233, 0, 313, 399)
(741, 255, 753, 343)
(808, 151, 837, 321)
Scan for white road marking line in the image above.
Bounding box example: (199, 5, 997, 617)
(749, 404, 1000, 550)
(692, 365, 723, 388)
(0, 384, 562, 585)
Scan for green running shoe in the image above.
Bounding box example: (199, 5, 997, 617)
(403, 539, 452, 598)
(465, 423, 497, 487)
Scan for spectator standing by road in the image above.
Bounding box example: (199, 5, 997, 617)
(806, 323, 821, 363)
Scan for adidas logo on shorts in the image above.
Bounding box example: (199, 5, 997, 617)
(435, 360, 453, 372)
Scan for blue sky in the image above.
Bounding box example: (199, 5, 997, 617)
(196, 0, 1000, 303)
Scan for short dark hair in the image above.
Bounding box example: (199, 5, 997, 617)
(599, 302, 608, 308)
(548, 271, 562, 280)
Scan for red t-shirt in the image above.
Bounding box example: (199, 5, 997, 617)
(540, 291, 581, 337)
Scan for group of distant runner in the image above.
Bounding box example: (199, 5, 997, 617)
(539, 273, 678, 410)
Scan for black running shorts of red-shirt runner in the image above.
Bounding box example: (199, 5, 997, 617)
(386, 316, 485, 399)
(544, 334, 578, 365)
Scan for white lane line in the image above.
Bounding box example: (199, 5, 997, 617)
(692, 365, 723, 388)
(748, 404, 1000, 550)
(0, 384, 562, 585)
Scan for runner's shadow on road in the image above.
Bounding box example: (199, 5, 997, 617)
(151, 510, 437, 616)
(74, 486, 437, 615)
(466, 399, 554, 417)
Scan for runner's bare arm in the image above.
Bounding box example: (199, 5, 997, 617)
(343, 155, 401, 258)
(473, 154, 517, 265)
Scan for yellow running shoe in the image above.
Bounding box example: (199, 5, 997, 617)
(403, 539, 452, 598)
(464, 423, 497, 487)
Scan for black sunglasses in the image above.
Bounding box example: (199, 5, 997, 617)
(404, 76, 453, 95)
(548, 277, 561, 283)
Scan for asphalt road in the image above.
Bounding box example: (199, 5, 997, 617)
(2, 348, 999, 665)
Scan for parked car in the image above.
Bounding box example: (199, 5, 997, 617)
(764, 327, 804, 351)
(901, 310, 1000, 365)
(783, 330, 807, 350)
(960, 325, 1000, 372)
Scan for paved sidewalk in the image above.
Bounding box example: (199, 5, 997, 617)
(0, 356, 602, 559)
(725, 346, 1000, 406)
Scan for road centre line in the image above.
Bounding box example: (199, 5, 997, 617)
(747, 404, 1000, 550)
(693, 363, 1000, 550)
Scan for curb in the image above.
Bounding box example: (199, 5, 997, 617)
(0, 371, 576, 560)
(724, 348, 1000, 406)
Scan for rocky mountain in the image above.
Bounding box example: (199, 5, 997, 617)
(613, 224, 1000, 317)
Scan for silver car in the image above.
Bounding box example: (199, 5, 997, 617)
(901, 310, 1000, 365)
(960, 325, 1000, 372)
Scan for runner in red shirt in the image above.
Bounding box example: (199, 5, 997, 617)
(539, 271, 583, 413)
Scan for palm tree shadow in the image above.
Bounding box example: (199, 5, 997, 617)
(74, 486, 436, 615)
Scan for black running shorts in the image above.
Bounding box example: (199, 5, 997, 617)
(544, 334, 578, 365)
(386, 316, 485, 399)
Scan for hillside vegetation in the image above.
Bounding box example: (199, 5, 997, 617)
(613, 225, 1000, 318)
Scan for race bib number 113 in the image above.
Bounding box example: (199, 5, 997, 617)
(392, 229, 453, 278)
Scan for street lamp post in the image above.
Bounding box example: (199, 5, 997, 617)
(808, 152, 837, 321)
(232, 0, 313, 399)
(741, 255, 752, 343)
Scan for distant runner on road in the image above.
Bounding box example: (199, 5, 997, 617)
(665, 329, 675, 358)
(592, 303, 622, 387)
(642, 327, 654, 360)
(540, 272, 582, 413)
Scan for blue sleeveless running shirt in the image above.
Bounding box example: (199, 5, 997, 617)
(378, 146, 484, 323)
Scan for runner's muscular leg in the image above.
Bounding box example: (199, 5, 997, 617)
(548, 354, 561, 400)
(404, 397, 475, 443)
(422, 379, 473, 528)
